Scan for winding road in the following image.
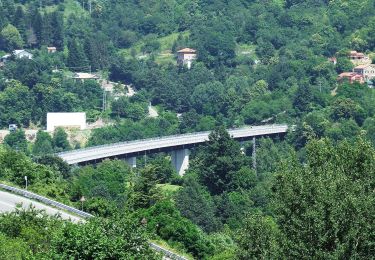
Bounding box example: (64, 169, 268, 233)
(0, 190, 82, 223)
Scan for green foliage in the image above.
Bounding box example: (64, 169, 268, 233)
(52, 127, 70, 152)
(141, 200, 214, 258)
(4, 129, 28, 153)
(0, 24, 23, 51)
(272, 138, 375, 258)
(51, 215, 158, 259)
(32, 130, 53, 155)
(176, 176, 220, 233)
(236, 212, 283, 259)
(195, 127, 249, 195)
(71, 159, 130, 206)
(131, 166, 162, 210)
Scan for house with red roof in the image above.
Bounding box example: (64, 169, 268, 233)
(348, 51, 371, 65)
(337, 72, 365, 84)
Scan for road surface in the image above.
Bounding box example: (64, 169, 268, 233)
(0, 190, 82, 223)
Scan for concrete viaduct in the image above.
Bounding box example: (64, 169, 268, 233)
(57, 124, 289, 175)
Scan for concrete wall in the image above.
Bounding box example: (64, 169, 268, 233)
(47, 112, 86, 132)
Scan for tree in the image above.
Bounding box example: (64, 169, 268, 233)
(131, 166, 161, 209)
(272, 138, 375, 258)
(4, 129, 28, 153)
(51, 11, 64, 50)
(195, 127, 248, 195)
(293, 85, 313, 114)
(236, 212, 283, 259)
(52, 128, 70, 152)
(67, 40, 88, 70)
(0, 24, 23, 51)
(176, 176, 220, 232)
(32, 130, 53, 155)
(0, 80, 34, 127)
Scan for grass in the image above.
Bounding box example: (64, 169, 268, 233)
(42, 0, 88, 19)
(120, 31, 190, 65)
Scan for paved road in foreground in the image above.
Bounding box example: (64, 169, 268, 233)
(0, 190, 82, 223)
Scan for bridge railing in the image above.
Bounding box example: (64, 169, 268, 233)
(58, 124, 288, 156)
(0, 183, 93, 219)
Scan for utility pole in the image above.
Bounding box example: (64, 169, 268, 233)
(102, 90, 106, 112)
(252, 137, 257, 174)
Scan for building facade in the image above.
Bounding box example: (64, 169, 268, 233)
(177, 48, 197, 69)
(353, 64, 375, 80)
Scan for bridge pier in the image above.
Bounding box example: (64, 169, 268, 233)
(125, 157, 137, 168)
(252, 137, 256, 173)
(171, 149, 189, 176)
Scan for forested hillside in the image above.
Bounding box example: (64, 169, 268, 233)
(0, 0, 375, 259)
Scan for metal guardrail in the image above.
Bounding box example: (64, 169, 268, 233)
(0, 183, 93, 218)
(149, 242, 188, 260)
(0, 183, 190, 259)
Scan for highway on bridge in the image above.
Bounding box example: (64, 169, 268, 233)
(0, 190, 82, 223)
(58, 124, 288, 165)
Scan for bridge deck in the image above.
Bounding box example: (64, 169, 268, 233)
(58, 124, 288, 165)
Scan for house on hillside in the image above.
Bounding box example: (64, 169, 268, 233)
(353, 64, 375, 81)
(338, 72, 365, 84)
(177, 48, 197, 69)
(0, 49, 33, 64)
(348, 50, 370, 65)
(47, 47, 57, 53)
(72, 73, 99, 82)
(13, 49, 33, 59)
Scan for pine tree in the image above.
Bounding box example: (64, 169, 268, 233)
(67, 39, 89, 71)
(52, 127, 71, 152)
(41, 13, 53, 46)
(13, 6, 26, 41)
(51, 11, 64, 49)
(32, 10, 43, 47)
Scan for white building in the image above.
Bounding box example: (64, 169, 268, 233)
(13, 50, 33, 59)
(177, 48, 197, 69)
(72, 73, 99, 82)
(47, 112, 86, 132)
(353, 64, 375, 80)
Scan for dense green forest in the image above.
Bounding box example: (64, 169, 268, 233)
(0, 0, 375, 259)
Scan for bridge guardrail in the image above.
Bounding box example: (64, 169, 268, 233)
(57, 124, 288, 156)
(0, 183, 93, 219)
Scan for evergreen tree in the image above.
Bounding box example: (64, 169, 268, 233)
(33, 130, 53, 155)
(196, 127, 248, 195)
(51, 11, 64, 50)
(52, 127, 70, 152)
(41, 13, 53, 46)
(67, 40, 89, 70)
(32, 10, 43, 47)
(13, 6, 26, 41)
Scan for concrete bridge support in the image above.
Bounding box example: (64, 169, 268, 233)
(171, 149, 189, 176)
(125, 157, 137, 168)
